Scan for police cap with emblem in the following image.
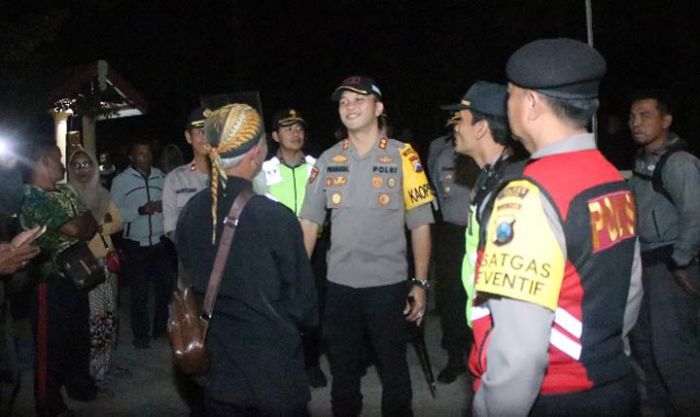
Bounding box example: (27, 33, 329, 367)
(506, 38, 606, 99)
(186, 105, 208, 130)
(331, 75, 383, 101)
(272, 108, 307, 130)
(441, 81, 508, 117)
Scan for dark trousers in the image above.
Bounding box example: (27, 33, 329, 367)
(31, 278, 96, 416)
(303, 235, 328, 369)
(204, 396, 309, 417)
(324, 281, 412, 417)
(630, 258, 700, 416)
(529, 374, 639, 417)
(433, 222, 471, 356)
(124, 239, 175, 344)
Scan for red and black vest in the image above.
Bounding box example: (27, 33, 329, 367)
(470, 149, 637, 395)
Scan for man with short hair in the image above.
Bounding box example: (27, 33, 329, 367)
(470, 39, 642, 416)
(111, 138, 173, 349)
(163, 106, 210, 243)
(300, 76, 434, 417)
(442, 81, 523, 331)
(20, 140, 99, 416)
(177, 103, 317, 416)
(628, 89, 700, 417)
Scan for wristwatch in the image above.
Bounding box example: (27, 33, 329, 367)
(410, 277, 431, 290)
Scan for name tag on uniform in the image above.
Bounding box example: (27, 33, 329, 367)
(264, 167, 283, 186)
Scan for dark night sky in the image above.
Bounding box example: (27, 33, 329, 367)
(1, 0, 699, 167)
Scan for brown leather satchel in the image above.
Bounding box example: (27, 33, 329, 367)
(168, 188, 254, 375)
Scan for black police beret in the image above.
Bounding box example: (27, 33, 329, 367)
(506, 38, 606, 99)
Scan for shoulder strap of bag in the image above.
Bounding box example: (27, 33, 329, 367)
(201, 187, 255, 321)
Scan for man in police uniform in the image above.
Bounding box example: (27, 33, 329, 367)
(163, 106, 210, 243)
(441, 81, 521, 331)
(299, 76, 434, 417)
(628, 89, 700, 416)
(256, 108, 328, 388)
(162, 107, 210, 416)
(256, 109, 316, 214)
(426, 112, 475, 383)
(470, 39, 643, 417)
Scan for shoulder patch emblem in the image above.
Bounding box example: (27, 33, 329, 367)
(309, 166, 319, 184)
(378, 137, 388, 150)
(494, 216, 515, 246)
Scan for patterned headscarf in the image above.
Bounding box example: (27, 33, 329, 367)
(203, 103, 263, 243)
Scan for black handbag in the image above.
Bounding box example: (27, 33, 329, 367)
(56, 241, 106, 291)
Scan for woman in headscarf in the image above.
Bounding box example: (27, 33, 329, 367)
(67, 148, 123, 385)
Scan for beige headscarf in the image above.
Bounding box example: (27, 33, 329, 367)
(68, 148, 112, 221)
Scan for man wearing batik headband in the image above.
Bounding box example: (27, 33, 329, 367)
(469, 39, 643, 417)
(426, 111, 477, 384)
(176, 103, 318, 416)
(300, 76, 434, 417)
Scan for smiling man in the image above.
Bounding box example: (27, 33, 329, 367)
(299, 76, 434, 417)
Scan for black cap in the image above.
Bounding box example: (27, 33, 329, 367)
(186, 106, 208, 130)
(272, 108, 307, 130)
(331, 76, 383, 101)
(506, 38, 606, 99)
(441, 81, 508, 117)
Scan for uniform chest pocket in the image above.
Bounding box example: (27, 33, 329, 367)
(324, 175, 349, 209)
(368, 189, 401, 211)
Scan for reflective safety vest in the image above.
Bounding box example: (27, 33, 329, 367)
(462, 206, 479, 327)
(262, 155, 316, 216)
(470, 149, 638, 395)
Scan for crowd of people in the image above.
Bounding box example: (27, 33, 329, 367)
(0, 36, 699, 417)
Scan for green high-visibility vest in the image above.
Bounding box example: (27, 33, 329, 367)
(462, 206, 479, 327)
(261, 156, 316, 216)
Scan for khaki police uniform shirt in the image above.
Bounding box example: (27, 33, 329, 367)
(162, 162, 209, 235)
(300, 137, 434, 288)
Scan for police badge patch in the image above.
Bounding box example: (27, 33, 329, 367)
(494, 216, 515, 246)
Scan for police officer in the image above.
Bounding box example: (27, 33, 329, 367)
(441, 81, 522, 330)
(256, 108, 328, 388)
(299, 76, 434, 417)
(163, 106, 210, 243)
(256, 109, 316, 214)
(470, 39, 643, 416)
(426, 112, 475, 383)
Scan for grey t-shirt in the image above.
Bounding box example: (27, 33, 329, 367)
(300, 137, 434, 288)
